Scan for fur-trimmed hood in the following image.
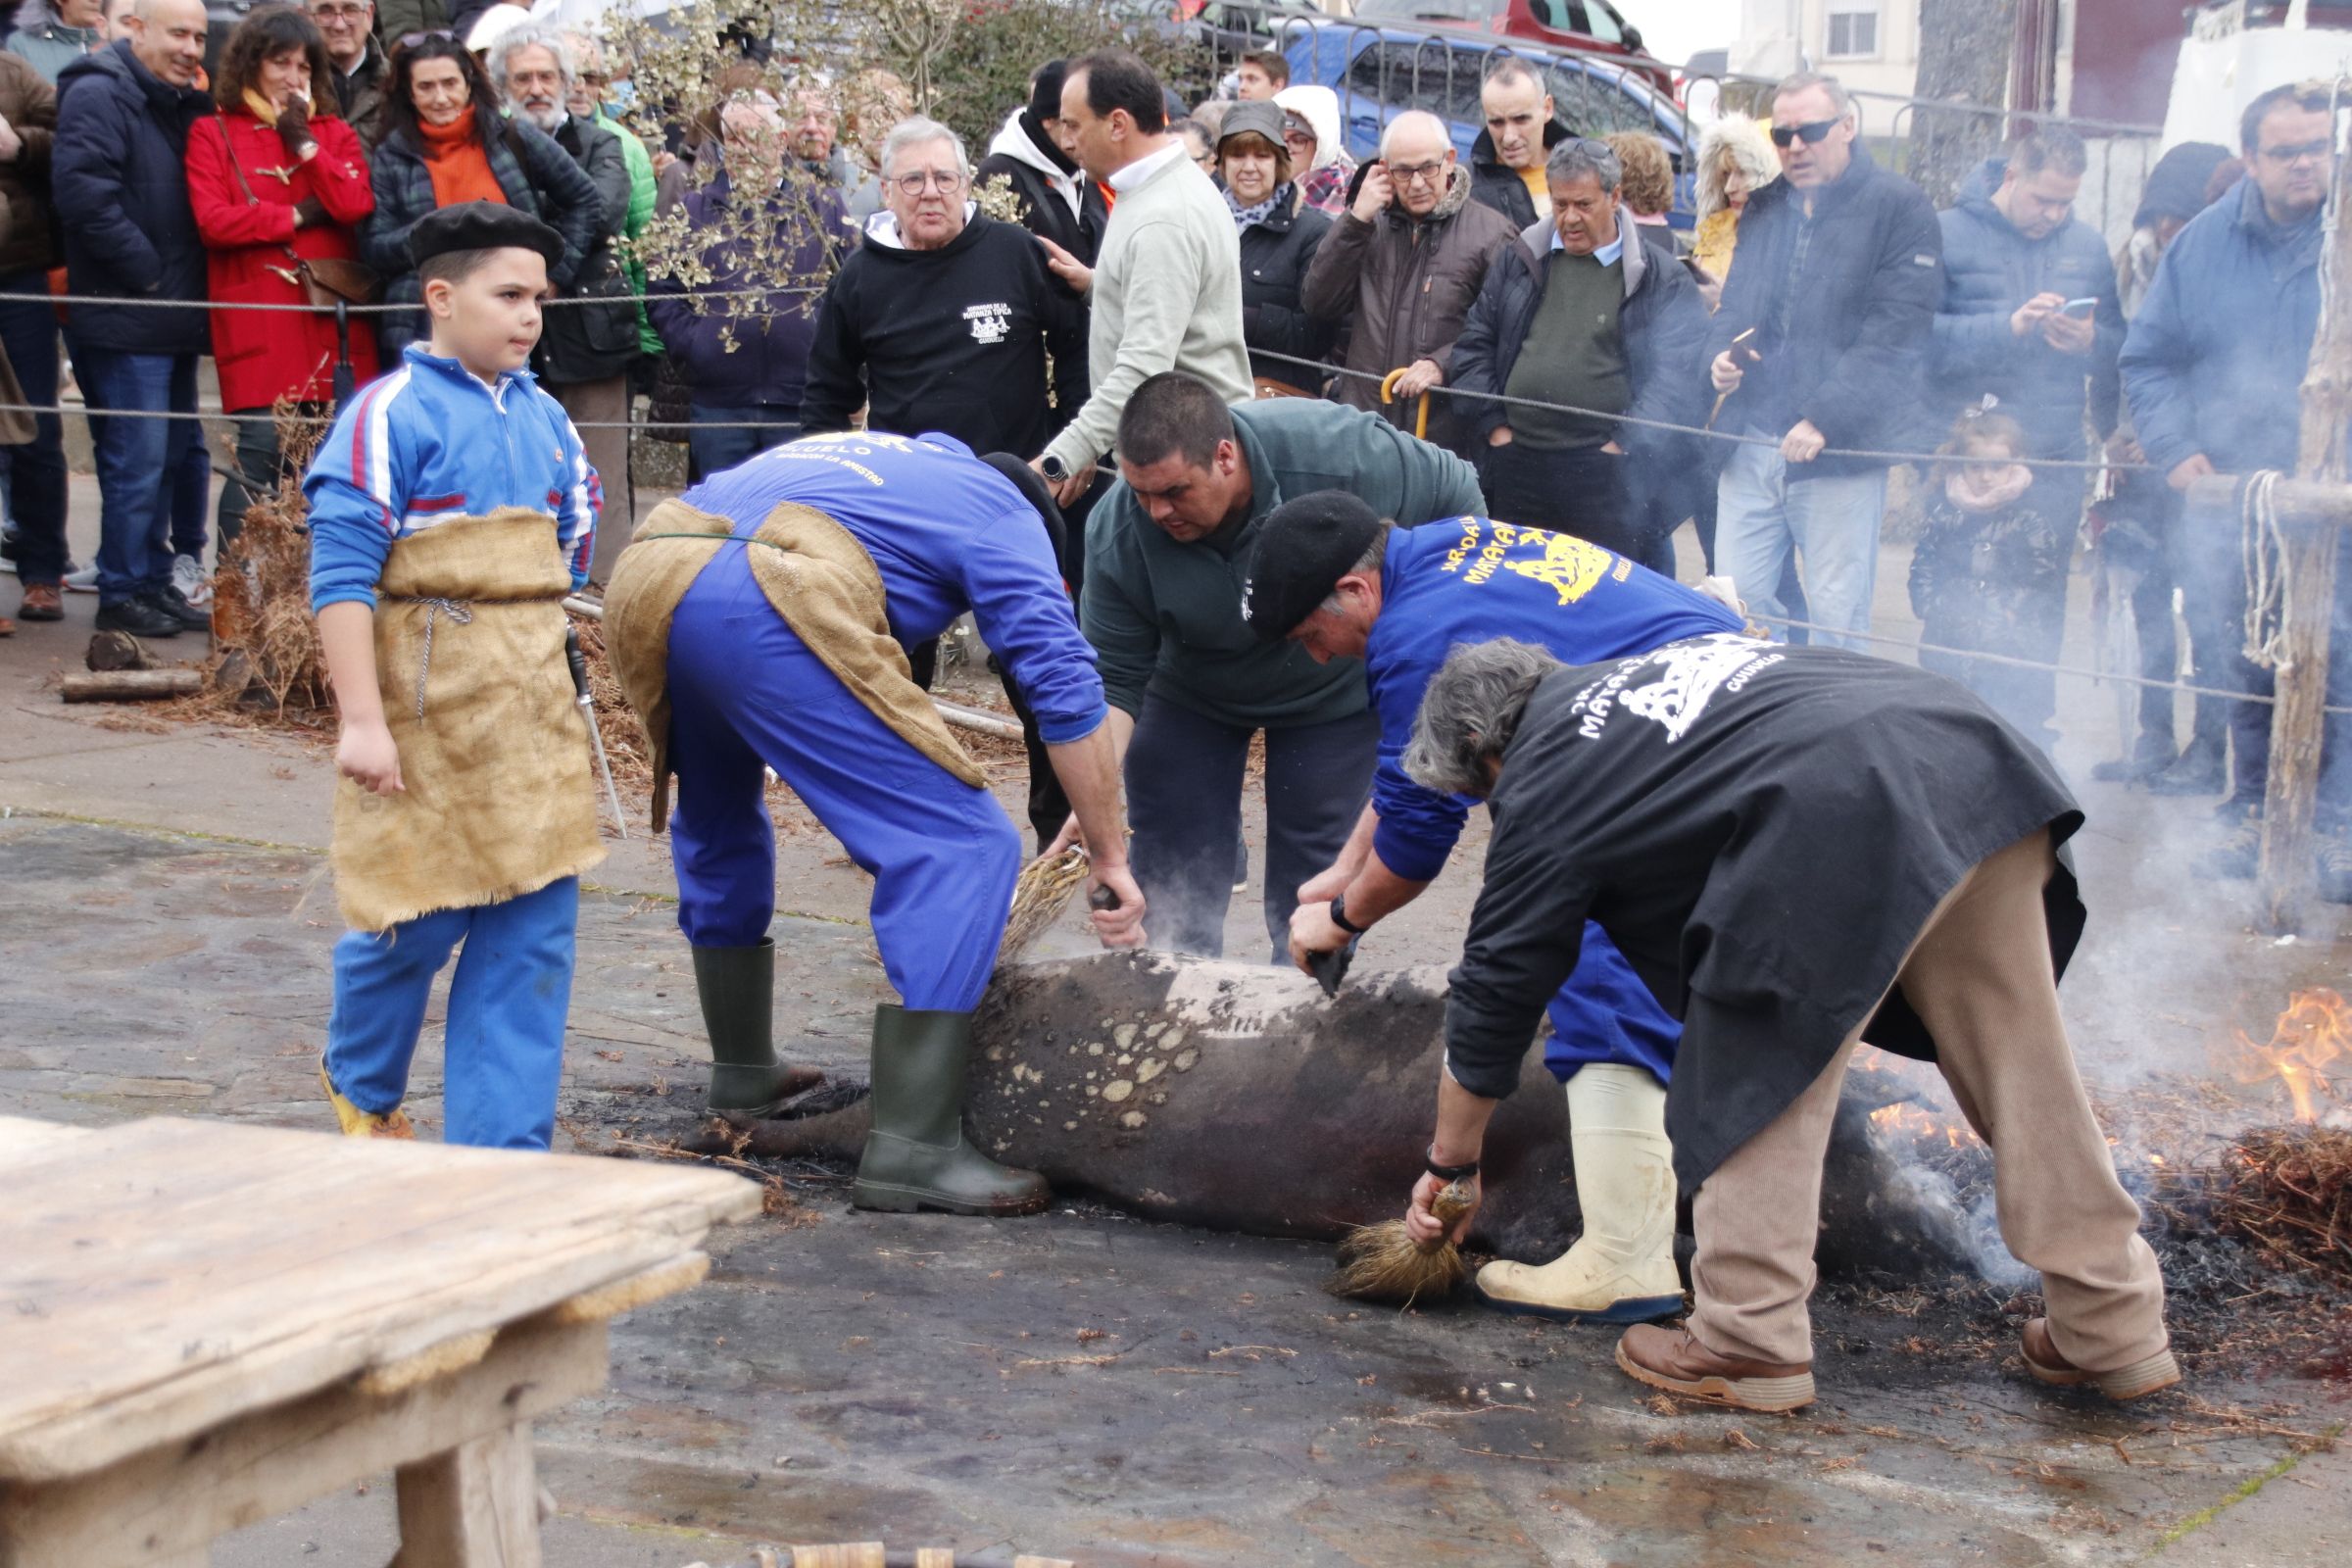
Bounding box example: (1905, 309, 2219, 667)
(1695, 116, 1780, 224)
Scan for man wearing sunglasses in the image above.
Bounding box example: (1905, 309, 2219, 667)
(1704, 72, 1941, 651)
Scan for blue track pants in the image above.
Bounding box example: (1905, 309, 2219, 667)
(665, 553, 1023, 1011)
(324, 876, 579, 1149)
(1544, 925, 1680, 1087)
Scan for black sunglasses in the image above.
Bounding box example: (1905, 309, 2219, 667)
(1770, 118, 1842, 148)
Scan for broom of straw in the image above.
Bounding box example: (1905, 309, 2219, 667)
(1000, 843, 1099, 963)
(1327, 1181, 1479, 1305)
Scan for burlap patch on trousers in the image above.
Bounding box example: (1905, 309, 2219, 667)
(603, 497, 983, 832)
(330, 508, 606, 931)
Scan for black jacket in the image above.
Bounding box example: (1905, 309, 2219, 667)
(1237, 192, 1335, 389)
(537, 111, 640, 385)
(1451, 220, 1711, 466)
(52, 41, 209, 354)
(802, 210, 1088, 457)
(974, 110, 1107, 266)
(1704, 144, 1944, 476)
(1445, 639, 2083, 1187)
(1468, 118, 1574, 230)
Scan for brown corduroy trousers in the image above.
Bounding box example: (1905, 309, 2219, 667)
(1688, 829, 2171, 1373)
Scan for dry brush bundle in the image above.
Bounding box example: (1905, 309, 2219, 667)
(2155, 1126, 2352, 1286)
(1000, 844, 1093, 963)
(208, 400, 332, 714)
(1327, 1181, 1478, 1306)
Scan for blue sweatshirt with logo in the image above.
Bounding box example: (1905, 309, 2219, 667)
(1365, 516, 1743, 882)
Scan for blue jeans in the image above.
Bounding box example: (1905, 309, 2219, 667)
(0, 272, 67, 584)
(1715, 443, 1888, 650)
(687, 404, 799, 481)
(325, 876, 580, 1150)
(666, 547, 1022, 1010)
(69, 343, 202, 607)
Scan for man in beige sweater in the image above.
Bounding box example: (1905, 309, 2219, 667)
(1031, 49, 1250, 507)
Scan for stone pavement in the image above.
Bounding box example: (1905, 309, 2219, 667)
(3, 481, 2347, 1564)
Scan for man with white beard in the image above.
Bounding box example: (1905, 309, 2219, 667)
(486, 23, 640, 578)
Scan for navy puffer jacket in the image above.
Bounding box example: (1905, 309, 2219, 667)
(53, 42, 211, 355)
(1930, 158, 2123, 456)
(1702, 144, 1944, 476)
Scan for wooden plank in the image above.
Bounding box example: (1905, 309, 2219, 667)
(58, 669, 204, 703)
(0, 1118, 759, 1481)
(0, 1317, 606, 1567)
(392, 1423, 543, 1568)
(2260, 127, 2352, 929)
(788, 1548, 884, 1568)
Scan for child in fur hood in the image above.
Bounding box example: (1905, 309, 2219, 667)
(1908, 408, 2069, 751)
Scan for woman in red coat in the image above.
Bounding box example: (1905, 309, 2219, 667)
(186, 5, 375, 557)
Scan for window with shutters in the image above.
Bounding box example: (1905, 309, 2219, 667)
(1826, 4, 1880, 60)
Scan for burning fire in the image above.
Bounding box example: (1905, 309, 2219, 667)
(2230, 989, 2348, 1124)
(1868, 1101, 1982, 1150)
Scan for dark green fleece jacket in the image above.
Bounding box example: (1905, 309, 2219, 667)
(1081, 397, 1486, 727)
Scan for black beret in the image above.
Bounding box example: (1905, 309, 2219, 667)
(1241, 490, 1386, 643)
(407, 200, 565, 271)
(1029, 61, 1068, 123)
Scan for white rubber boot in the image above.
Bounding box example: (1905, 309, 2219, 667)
(1475, 1063, 1685, 1323)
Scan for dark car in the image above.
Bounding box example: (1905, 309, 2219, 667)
(1282, 21, 1694, 224)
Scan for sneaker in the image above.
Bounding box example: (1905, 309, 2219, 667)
(92, 597, 183, 638)
(148, 585, 212, 631)
(63, 563, 98, 594)
(17, 582, 62, 620)
(2201, 812, 2261, 881)
(2319, 836, 2352, 905)
(170, 554, 213, 610)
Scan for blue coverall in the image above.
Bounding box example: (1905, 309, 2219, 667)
(1364, 517, 1744, 1083)
(664, 433, 1108, 1009)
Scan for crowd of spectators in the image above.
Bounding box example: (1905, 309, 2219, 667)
(0, 14, 2340, 904)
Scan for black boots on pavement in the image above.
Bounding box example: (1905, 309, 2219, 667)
(691, 939, 823, 1116)
(852, 1004, 1051, 1216)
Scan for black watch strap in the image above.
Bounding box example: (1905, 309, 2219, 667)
(1329, 893, 1368, 936)
(1425, 1148, 1480, 1181)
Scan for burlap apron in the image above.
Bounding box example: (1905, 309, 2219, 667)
(330, 508, 606, 932)
(603, 498, 984, 833)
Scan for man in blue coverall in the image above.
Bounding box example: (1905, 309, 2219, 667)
(1241, 490, 1744, 1321)
(609, 432, 1145, 1216)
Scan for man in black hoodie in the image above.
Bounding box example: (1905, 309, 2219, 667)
(803, 116, 1090, 851)
(975, 59, 1107, 270)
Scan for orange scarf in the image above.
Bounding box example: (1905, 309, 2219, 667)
(418, 115, 507, 210)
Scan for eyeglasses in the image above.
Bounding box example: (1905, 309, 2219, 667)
(1387, 159, 1446, 185)
(312, 2, 369, 19)
(1770, 118, 1842, 148)
(891, 170, 965, 195)
(1282, 128, 1316, 148)
(2260, 139, 2332, 166)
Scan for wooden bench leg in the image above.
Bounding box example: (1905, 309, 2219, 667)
(390, 1423, 543, 1568)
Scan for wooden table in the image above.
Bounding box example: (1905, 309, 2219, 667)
(0, 1115, 760, 1567)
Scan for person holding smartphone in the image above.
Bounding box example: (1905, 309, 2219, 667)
(1927, 125, 2124, 751)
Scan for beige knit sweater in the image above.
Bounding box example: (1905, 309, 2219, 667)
(1043, 147, 1251, 473)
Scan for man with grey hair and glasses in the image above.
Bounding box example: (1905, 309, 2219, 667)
(1393, 634, 2174, 1414)
(803, 115, 1090, 851)
(1704, 71, 1941, 647)
(1453, 135, 1710, 569)
(304, 0, 386, 145)
(486, 21, 638, 577)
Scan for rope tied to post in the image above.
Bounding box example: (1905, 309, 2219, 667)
(2242, 469, 2293, 671)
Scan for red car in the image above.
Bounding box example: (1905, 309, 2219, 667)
(1350, 0, 1674, 94)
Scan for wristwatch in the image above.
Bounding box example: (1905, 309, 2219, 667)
(1040, 454, 1070, 483)
(1328, 892, 1367, 936)
(1425, 1147, 1480, 1181)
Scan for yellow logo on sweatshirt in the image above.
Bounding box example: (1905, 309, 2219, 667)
(1505, 528, 1615, 606)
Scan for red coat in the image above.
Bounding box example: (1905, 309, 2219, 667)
(185, 109, 377, 411)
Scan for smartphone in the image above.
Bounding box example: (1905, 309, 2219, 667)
(1730, 325, 1761, 362)
(2060, 297, 2098, 317)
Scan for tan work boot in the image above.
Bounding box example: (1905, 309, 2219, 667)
(319, 1056, 416, 1140)
(2020, 1318, 2181, 1401)
(1615, 1323, 1817, 1412)
(1475, 1063, 1684, 1323)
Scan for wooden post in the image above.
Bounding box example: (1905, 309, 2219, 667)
(2260, 122, 2352, 931)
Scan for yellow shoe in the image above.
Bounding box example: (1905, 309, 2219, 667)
(319, 1057, 416, 1140)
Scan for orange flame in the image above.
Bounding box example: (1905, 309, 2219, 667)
(2230, 988, 2347, 1123)
(1868, 1101, 1982, 1150)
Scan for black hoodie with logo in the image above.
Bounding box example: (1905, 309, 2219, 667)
(801, 209, 1089, 460)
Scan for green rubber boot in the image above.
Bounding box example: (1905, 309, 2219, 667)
(691, 940, 822, 1117)
(853, 1004, 1051, 1216)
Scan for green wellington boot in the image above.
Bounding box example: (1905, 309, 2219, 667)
(853, 1004, 1051, 1215)
(691, 940, 823, 1117)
